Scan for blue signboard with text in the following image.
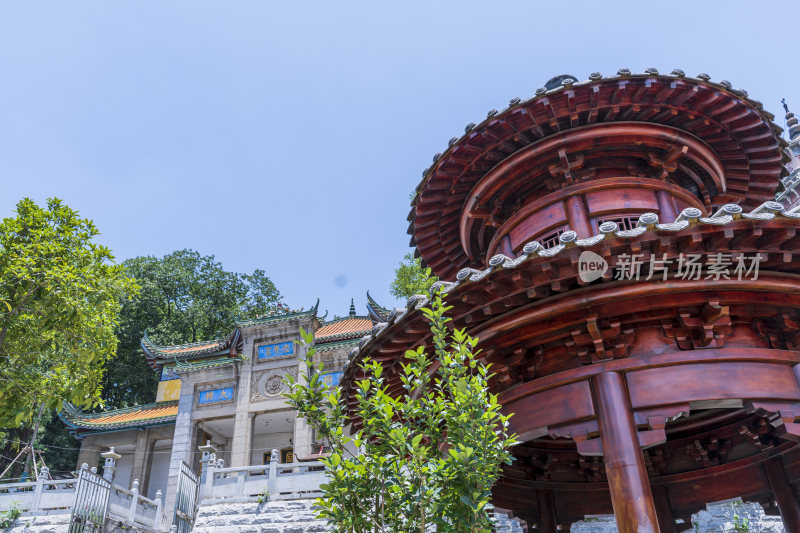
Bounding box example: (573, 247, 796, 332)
(198, 387, 235, 404)
(258, 341, 294, 360)
(321, 371, 343, 387)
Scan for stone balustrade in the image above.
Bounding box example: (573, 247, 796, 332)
(0, 462, 165, 532)
(107, 478, 164, 531)
(0, 468, 78, 514)
(199, 449, 326, 503)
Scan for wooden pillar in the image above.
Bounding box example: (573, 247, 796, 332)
(535, 489, 558, 533)
(651, 485, 676, 533)
(764, 457, 800, 533)
(594, 371, 660, 533)
(656, 190, 677, 222)
(565, 196, 593, 239)
(501, 235, 514, 258)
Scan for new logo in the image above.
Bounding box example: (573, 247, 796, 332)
(578, 251, 608, 283)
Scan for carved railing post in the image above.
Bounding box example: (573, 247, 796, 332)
(154, 489, 163, 531)
(31, 466, 49, 512)
(198, 440, 217, 493)
(267, 448, 279, 496)
(128, 479, 140, 523)
(201, 453, 216, 500)
(236, 469, 246, 498)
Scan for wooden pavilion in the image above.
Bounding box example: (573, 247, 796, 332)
(341, 69, 800, 532)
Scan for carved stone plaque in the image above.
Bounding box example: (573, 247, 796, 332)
(251, 368, 297, 402)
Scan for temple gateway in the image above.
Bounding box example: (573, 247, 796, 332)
(56, 296, 387, 530)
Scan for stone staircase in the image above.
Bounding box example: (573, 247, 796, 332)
(3, 513, 159, 533)
(192, 499, 525, 533)
(3, 512, 71, 533)
(0, 500, 521, 533)
(192, 499, 329, 533)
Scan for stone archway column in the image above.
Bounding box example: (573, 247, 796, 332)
(593, 371, 660, 533)
(764, 457, 800, 533)
(163, 381, 197, 521)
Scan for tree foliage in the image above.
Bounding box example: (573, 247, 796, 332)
(0, 198, 137, 428)
(389, 252, 437, 300)
(284, 288, 517, 533)
(103, 249, 283, 408)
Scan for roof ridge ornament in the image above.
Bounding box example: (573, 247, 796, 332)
(783, 98, 800, 141)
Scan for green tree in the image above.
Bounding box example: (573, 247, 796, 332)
(0, 198, 137, 428)
(284, 287, 517, 533)
(389, 252, 437, 300)
(103, 250, 283, 408)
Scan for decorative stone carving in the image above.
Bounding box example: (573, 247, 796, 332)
(264, 375, 283, 396)
(251, 368, 298, 402)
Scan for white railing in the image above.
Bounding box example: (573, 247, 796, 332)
(0, 468, 78, 515)
(199, 451, 326, 503)
(107, 478, 164, 531)
(0, 465, 165, 532)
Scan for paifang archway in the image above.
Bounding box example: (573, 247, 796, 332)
(342, 70, 800, 533)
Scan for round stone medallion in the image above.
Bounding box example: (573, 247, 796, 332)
(264, 375, 284, 396)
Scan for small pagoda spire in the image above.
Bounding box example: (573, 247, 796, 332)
(783, 99, 800, 141)
(349, 299, 356, 318)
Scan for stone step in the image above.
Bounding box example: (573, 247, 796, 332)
(193, 522, 329, 533)
(192, 499, 525, 533)
(193, 500, 329, 533)
(4, 512, 71, 533)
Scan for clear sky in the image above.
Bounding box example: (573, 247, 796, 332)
(1, 1, 798, 318)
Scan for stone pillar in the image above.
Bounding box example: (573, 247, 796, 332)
(764, 457, 800, 533)
(75, 436, 101, 473)
(129, 430, 150, 490)
(293, 416, 311, 461)
(231, 350, 254, 467)
(593, 371, 660, 533)
(535, 489, 557, 533)
(652, 485, 676, 533)
(231, 411, 254, 467)
(163, 379, 197, 519)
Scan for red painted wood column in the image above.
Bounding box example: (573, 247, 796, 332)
(656, 190, 678, 222)
(501, 235, 514, 258)
(536, 489, 558, 533)
(565, 195, 593, 238)
(594, 371, 660, 533)
(651, 485, 676, 533)
(764, 457, 800, 533)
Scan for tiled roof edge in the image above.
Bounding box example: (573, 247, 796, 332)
(345, 201, 794, 371)
(235, 300, 320, 328)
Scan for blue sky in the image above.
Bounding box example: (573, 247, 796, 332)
(1, 1, 797, 318)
